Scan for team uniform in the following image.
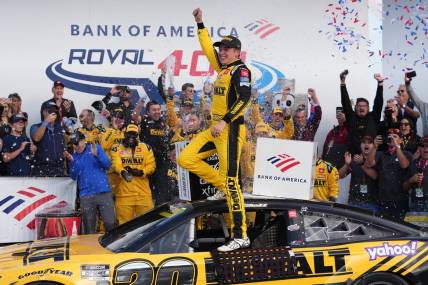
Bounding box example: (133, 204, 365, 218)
(178, 25, 251, 240)
(139, 115, 171, 205)
(101, 127, 125, 194)
(77, 125, 104, 144)
(313, 159, 340, 201)
(111, 142, 156, 225)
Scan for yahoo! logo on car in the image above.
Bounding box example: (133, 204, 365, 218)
(365, 241, 418, 261)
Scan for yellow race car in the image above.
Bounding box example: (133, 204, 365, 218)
(0, 197, 427, 285)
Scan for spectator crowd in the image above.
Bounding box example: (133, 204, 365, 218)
(1, 69, 427, 234)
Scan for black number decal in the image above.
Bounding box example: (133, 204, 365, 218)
(113, 259, 155, 285)
(113, 258, 197, 285)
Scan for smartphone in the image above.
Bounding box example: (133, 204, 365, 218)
(336, 107, 343, 113)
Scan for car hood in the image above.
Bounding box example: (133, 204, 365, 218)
(0, 235, 110, 270)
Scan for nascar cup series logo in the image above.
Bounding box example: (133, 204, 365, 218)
(45, 21, 285, 102)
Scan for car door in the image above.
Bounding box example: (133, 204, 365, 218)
(289, 205, 400, 284)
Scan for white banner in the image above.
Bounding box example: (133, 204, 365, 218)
(1, 0, 375, 144)
(253, 138, 316, 200)
(0, 177, 76, 243)
(176, 141, 192, 201)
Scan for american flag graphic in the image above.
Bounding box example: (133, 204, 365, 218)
(244, 19, 280, 39)
(267, 153, 300, 173)
(0, 186, 61, 230)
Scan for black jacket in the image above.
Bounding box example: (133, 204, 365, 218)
(341, 84, 383, 154)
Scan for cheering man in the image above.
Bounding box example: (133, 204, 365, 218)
(178, 8, 251, 252)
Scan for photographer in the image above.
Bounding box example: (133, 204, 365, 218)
(367, 128, 412, 220)
(293, 88, 321, 141)
(340, 71, 384, 154)
(30, 102, 66, 176)
(40, 81, 77, 123)
(406, 73, 428, 135)
(64, 131, 116, 234)
(101, 85, 135, 126)
(111, 124, 156, 225)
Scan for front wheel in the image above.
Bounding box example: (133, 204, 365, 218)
(354, 272, 409, 285)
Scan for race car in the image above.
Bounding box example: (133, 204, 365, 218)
(0, 196, 427, 285)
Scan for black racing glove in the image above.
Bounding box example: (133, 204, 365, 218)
(121, 170, 133, 182)
(125, 166, 144, 177)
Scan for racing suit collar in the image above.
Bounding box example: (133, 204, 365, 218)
(222, 59, 243, 69)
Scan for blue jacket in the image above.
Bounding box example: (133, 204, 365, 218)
(70, 144, 111, 197)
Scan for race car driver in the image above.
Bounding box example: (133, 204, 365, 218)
(111, 124, 156, 225)
(178, 8, 251, 252)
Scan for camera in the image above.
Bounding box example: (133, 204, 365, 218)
(406, 71, 417, 78)
(91, 100, 105, 112)
(343, 69, 349, 76)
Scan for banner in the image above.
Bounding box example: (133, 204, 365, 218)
(0, 177, 76, 243)
(253, 138, 316, 200)
(1, 0, 375, 144)
(176, 141, 219, 201)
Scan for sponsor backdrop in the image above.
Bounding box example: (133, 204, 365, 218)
(0, 0, 376, 144)
(253, 138, 316, 199)
(0, 177, 76, 242)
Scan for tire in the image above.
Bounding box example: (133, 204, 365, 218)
(25, 281, 62, 285)
(354, 272, 409, 285)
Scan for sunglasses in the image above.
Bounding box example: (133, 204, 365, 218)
(400, 122, 410, 126)
(397, 89, 406, 93)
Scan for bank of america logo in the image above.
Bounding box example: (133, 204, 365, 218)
(267, 154, 300, 173)
(0, 187, 60, 229)
(244, 19, 280, 39)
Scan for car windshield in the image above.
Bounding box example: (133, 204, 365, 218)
(99, 202, 191, 252)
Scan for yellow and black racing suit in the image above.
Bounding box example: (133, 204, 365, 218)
(177, 24, 251, 239)
(111, 142, 156, 225)
(78, 125, 104, 144)
(100, 127, 125, 194)
(313, 159, 340, 201)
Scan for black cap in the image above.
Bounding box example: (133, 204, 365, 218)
(70, 130, 86, 145)
(213, 35, 241, 49)
(9, 113, 27, 124)
(42, 101, 59, 112)
(111, 108, 124, 118)
(53, 80, 65, 88)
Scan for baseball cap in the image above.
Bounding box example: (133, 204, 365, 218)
(42, 101, 59, 112)
(213, 35, 241, 49)
(111, 108, 125, 119)
(53, 80, 65, 88)
(9, 113, 27, 124)
(125, 124, 139, 134)
(70, 131, 86, 146)
(273, 107, 283, 114)
(255, 122, 269, 134)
